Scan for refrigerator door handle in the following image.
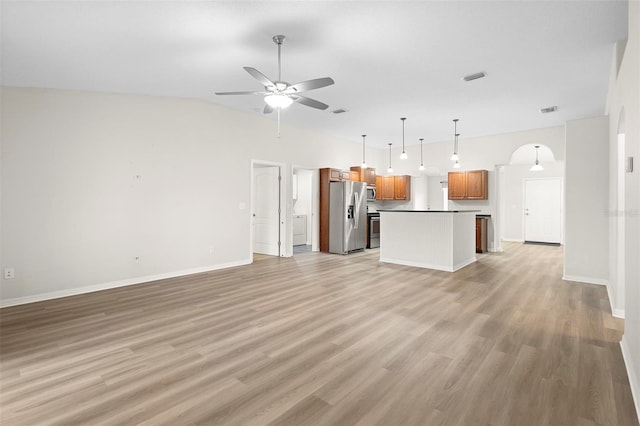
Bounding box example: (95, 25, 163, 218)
(354, 192, 360, 229)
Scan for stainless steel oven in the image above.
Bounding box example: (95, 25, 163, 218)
(368, 214, 380, 248)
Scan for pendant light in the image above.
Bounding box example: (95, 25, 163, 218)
(418, 138, 425, 171)
(453, 133, 461, 168)
(361, 134, 367, 168)
(531, 145, 544, 171)
(400, 117, 408, 159)
(450, 119, 459, 161)
(387, 143, 393, 173)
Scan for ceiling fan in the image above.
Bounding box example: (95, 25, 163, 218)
(215, 35, 335, 114)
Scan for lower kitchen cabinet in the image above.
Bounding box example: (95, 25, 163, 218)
(476, 217, 488, 253)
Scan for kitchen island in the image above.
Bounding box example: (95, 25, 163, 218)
(378, 210, 479, 272)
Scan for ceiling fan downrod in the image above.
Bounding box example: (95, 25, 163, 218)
(273, 35, 286, 83)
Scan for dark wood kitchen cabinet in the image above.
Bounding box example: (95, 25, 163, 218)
(448, 170, 488, 200)
(476, 217, 488, 253)
(351, 166, 376, 186)
(375, 175, 411, 201)
(393, 175, 411, 200)
(327, 168, 358, 182)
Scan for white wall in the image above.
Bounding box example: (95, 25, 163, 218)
(0, 87, 367, 305)
(605, 0, 640, 417)
(564, 115, 609, 285)
(427, 176, 446, 210)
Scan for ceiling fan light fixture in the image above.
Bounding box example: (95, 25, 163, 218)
(264, 94, 293, 108)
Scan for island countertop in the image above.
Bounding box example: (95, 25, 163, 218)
(379, 210, 477, 272)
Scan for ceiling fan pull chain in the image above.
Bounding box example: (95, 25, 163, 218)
(277, 107, 281, 139)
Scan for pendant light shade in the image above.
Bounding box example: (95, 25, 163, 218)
(530, 145, 544, 171)
(453, 160, 461, 169)
(419, 138, 425, 171)
(400, 118, 408, 159)
(387, 143, 393, 173)
(450, 119, 459, 161)
(361, 134, 367, 167)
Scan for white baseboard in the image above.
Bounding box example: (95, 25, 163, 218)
(0, 259, 252, 308)
(501, 238, 524, 243)
(562, 274, 609, 286)
(605, 281, 625, 319)
(379, 256, 476, 272)
(621, 337, 640, 424)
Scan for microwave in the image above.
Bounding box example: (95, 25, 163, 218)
(366, 186, 376, 202)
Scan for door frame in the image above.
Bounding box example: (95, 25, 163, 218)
(522, 176, 564, 244)
(291, 166, 320, 253)
(250, 160, 287, 262)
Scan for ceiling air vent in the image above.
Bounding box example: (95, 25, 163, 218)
(539, 106, 558, 114)
(332, 108, 348, 114)
(462, 71, 486, 82)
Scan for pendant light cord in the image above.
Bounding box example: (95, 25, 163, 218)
(401, 118, 406, 152)
(362, 134, 366, 165)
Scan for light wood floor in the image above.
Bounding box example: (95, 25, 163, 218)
(1, 242, 638, 425)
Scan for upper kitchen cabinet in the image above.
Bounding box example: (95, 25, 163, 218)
(327, 168, 359, 182)
(448, 170, 488, 200)
(393, 175, 411, 200)
(448, 171, 467, 199)
(376, 175, 411, 201)
(350, 166, 376, 186)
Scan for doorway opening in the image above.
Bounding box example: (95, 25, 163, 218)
(611, 110, 626, 317)
(251, 161, 284, 259)
(292, 167, 319, 256)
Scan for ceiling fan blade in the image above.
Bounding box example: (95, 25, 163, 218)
(214, 91, 267, 95)
(244, 67, 275, 88)
(264, 104, 274, 114)
(287, 77, 335, 93)
(293, 95, 329, 110)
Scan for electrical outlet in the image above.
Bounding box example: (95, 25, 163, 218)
(4, 268, 15, 279)
(209, 246, 215, 253)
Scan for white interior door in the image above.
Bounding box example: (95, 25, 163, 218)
(253, 166, 280, 256)
(524, 178, 562, 243)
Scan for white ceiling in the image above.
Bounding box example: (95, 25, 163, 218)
(1, 1, 628, 148)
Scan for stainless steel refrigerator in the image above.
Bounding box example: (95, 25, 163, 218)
(329, 181, 367, 254)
